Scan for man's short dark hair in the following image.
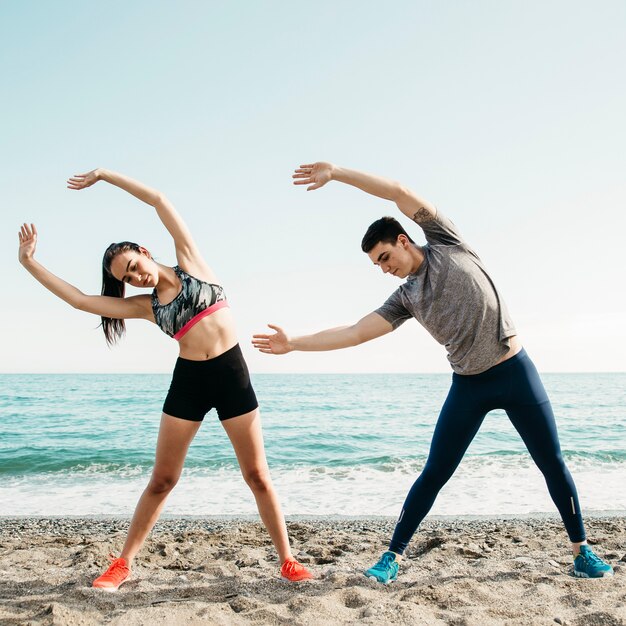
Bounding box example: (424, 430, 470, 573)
(361, 216, 415, 253)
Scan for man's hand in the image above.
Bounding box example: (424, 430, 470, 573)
(67, 169, 102, 190)
(252, 324, 293, 354)
(292, 162, 334, 191)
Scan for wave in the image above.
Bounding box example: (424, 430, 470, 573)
(2, 447, 626, 477)
(1, 455, 625, 516)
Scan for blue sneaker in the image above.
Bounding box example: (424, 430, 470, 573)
(573, 545, 614, 578)
(364, 551, 399, 584)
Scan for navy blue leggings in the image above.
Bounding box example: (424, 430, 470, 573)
(389, 349, 586, 554)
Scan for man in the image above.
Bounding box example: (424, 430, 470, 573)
(252, 161, 613, 582)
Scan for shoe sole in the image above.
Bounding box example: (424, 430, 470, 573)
(281, 576, 314, 582)
(92, 577, 131, 592)
(573, 570, 614, 579)
(364, 572, 397, 585)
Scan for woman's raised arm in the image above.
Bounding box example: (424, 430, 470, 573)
(18, 223, 151, 321)
(67, 169, 202, 265)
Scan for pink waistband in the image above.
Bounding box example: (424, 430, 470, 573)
(173, 300, 230, 341)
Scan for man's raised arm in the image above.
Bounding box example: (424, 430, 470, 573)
(293, 162, 437, 224)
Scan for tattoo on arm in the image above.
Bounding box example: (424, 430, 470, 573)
(412, 207, 432, 224)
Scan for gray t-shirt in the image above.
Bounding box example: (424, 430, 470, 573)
(375, 211, 516, 375)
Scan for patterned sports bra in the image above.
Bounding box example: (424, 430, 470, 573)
(151, 266, 228, 341)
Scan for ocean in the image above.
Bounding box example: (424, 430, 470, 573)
(1, 373, 625, 517)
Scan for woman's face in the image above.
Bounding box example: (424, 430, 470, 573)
(109, 248, 159, 288)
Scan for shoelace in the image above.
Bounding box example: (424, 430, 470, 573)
(104, 556, 128, 577)
(282, 559, 301, 576)
(375, 553, 395, 570)
(581, 549, 603, 566)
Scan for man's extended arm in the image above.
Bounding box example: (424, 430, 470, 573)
(293, 162, 437, 224)
(252, 312, 393, 354)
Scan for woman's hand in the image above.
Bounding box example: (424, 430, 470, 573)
(18, 223, 38, 264)
(252, 324, 294, 355)
(292, 162, 335, 191)
(67, 169, 102, 190)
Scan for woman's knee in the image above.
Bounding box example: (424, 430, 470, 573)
(242, 467, 272, 492)
(147, 472, 180, 495)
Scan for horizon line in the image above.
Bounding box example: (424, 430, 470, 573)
(1, 371, 625, 376)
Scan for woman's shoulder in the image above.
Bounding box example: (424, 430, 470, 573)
(175, 260, 220, 285)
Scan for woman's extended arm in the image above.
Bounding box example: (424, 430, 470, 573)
(67, 169, 202, 264)
(18, 223, 151, 320)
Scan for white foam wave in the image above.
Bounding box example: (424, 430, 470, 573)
(2, 456, 624, 516)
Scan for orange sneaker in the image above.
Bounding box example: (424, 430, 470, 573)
(280, 557, 314, 582)
(92, 555, 131, 591)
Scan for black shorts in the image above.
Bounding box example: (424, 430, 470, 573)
(163, 344, 258, 422)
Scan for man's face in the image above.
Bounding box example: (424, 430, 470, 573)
(367, 236, 415, 279)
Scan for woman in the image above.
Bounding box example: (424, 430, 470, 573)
(17, 168, 313, 590)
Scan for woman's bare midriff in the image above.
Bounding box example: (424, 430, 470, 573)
(496, 335, 522, 365)
(176, 307, 239, 361)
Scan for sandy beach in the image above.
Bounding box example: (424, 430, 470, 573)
(0, 516, 624, 626)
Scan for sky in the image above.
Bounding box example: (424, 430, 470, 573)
(1, 0, 625, 374)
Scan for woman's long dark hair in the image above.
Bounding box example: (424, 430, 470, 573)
(101, 241, 142, 346)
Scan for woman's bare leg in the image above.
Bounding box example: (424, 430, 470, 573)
(120, 413, 201, 564)
(222, 409, 292, 563)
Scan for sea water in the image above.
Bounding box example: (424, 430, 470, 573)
(1, 373, 624, 516)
